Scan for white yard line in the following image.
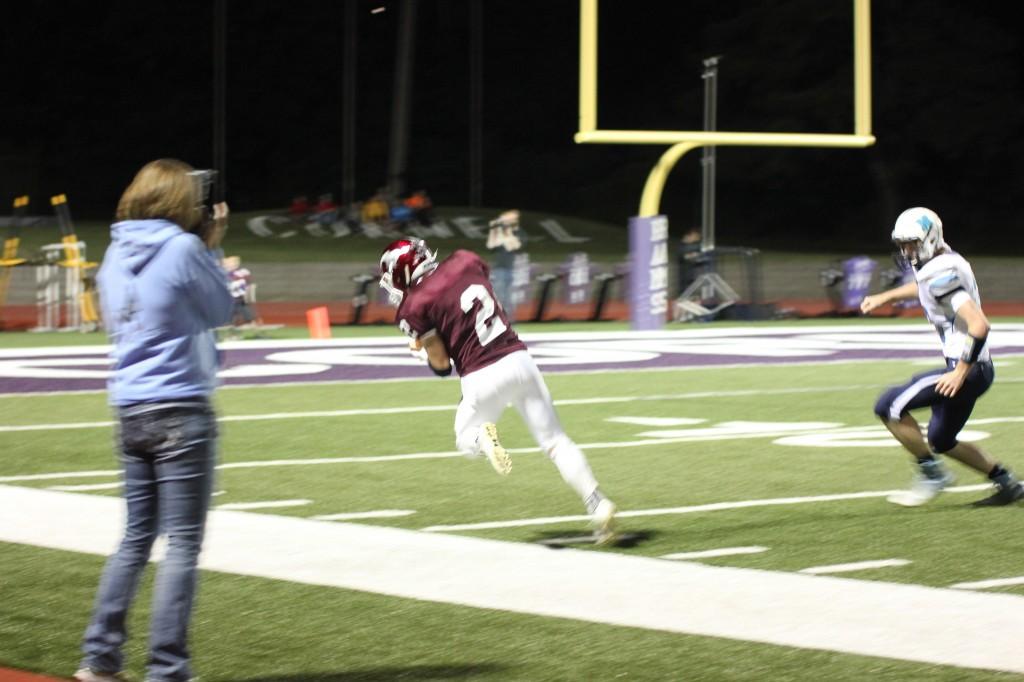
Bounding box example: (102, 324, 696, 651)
(312, 510, 416, 521)
(215, 499, 312, 511)
(662, 546, 768, 560)
(47, 482, 122, 492)
(0, 384, 878, 433)
(799, 559, 912, 575)
(1, 484, 1023, 675)
(420, 485, 992, 532)
(950, 576, 1024, 591)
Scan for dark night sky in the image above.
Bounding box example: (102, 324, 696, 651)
(2, 0, 1023, 252)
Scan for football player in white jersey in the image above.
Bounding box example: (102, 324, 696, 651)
(861, 207, 1023, 507)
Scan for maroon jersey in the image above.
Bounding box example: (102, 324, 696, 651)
(397, 249, 526, 376)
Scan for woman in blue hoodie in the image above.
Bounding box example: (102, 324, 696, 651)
(75, 159, 234, 682)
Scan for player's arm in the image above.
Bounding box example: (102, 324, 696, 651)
(936, 298, 990, 397)
(860, 280, 919, 314)
(419, 333, 452, 376)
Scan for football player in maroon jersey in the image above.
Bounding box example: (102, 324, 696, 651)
(380, 238, 617, 542)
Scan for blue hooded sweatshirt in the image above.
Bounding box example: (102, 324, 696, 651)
(97, 219, 234, 406)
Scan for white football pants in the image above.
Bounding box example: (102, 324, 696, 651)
(454, 350, 599, 502)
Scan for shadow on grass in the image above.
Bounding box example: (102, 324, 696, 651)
(532, 529, 655, 549)
(226, 663, 507, 681)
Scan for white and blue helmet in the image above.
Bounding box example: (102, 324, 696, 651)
(891, 207, 944, 267)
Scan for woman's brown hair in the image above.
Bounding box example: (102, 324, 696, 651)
(115, 159, 201, 230)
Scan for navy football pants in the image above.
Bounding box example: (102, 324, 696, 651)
(874, 360, 994, 453)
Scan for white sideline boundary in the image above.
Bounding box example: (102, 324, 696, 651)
(2, 484, 1024, 675)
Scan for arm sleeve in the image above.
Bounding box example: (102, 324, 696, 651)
(398, 300, 435, 341)
(927, 270, 965, 301)
(180, 237, 235, 328)
(949, 290, 972, 313)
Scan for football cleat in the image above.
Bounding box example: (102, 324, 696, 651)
(887, 469, 955, 507)
(73, 669, 133, 682)
(971, 481, 1024, 507)
(478, 423, 511, 476)
(591, 498, 617, 545)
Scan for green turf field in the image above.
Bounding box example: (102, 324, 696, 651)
(2, 322, 1024, 680)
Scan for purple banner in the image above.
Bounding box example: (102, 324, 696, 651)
(628, 215, 669, 330)
(841, 256, 877, 309)
(561, 252, 591, 305)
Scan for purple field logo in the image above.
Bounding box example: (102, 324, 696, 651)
(2, 324, 1024, 394)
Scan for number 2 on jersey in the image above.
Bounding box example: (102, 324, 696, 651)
(460, 284, 507, 346)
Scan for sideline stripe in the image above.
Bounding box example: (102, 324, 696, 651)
(662, 546, 768, 560)
(2, 484, 1023, 675)
(950, 576, 1024, 591)
(799, 559, 912, 575)
(421, 485, 992, 532)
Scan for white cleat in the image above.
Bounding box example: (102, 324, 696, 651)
(887, 471, 955, 507)
(591, 498, 617, 545)
(73, 669, 132, 682)
(479, 423, 511, 476)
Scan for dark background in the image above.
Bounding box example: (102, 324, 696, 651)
(2, 0, 1022, 252)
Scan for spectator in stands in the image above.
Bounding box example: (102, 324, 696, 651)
(486, 209, 525, 315)
(404, 189, 434, 226)
(288, 195, 310, 225)
(314, 193, 339, 230)
(361, 190, 390, 226)
(74, 159, 233, 682)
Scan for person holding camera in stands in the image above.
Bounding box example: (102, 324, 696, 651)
(486, 209, 526, 315)
(74, 159, 234, 682)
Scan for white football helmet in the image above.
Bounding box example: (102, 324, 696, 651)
(891, 207, 944, 267)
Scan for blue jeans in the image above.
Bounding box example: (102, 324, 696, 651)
(491, 266, 513, 315)
(81, 400, 217, 682)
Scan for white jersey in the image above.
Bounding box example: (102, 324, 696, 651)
(914, 250, 989, 363)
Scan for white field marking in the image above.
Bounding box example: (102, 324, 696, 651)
(2, 485, 1024, 674)
(662, 546, 768, 561)
(0, 470, 120, 483)
(606, 416, 706, 426)
(215, 499, 312, 511)
(4, 415, 1023, 484)
(420, 485, 993, 532)
(0, 384, 877, 433)
(4, 353, 1024, 400)
(312, 510, 416, 521)
(0, 323, 987, 358)
(774, 427, 991, 448)
(0, 430, 887, 483)
(47, 481, 122, 492)
(636, 421, 840, 439)
(799, 559, 912, 575)
(950, 576, 1024, 591)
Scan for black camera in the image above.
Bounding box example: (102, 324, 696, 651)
(187, 169, 218, 239)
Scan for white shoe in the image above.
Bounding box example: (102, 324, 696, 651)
(887, 471, 955, 507)
(591, 498, 617, 544)
(74, 669, 131, 682)
(479, 423, 511, 476)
